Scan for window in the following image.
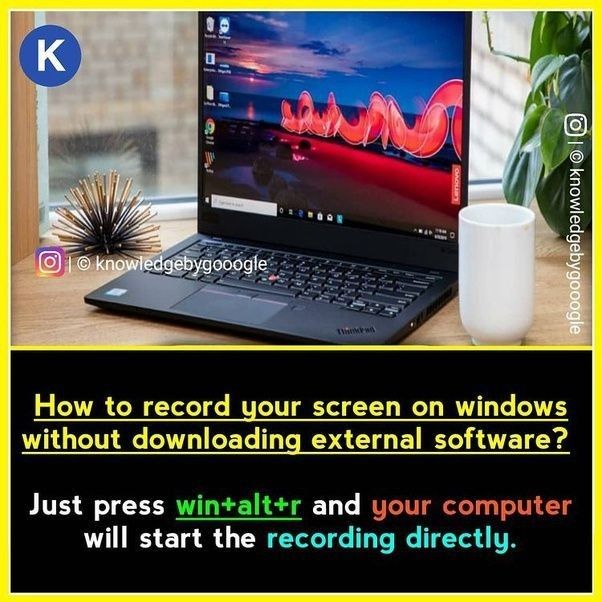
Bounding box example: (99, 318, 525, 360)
(43, 11, 198, 208)
(469, 11, 533, 182)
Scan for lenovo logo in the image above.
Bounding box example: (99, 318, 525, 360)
(337, 326, 377, 336)
(451, 164, 462, 205)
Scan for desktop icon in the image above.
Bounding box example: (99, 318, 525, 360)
(218, 91, 230, 104)
(206, 16, 215, 33)
(204, 151, 215, 169)
(298, 209, 304, 218)
(307, 211, 314, 219)
(206, 85, 214, 101)
(336, 214, 343, 224)
(326, 213, 333, 222)
(317, 212, 323, 221)
(288, 209, 293, 216)
(219, 17, 230, 35)
(204, 118, 216, 136)
(205, 52, 215, 66)
(279, 207, 284, 214)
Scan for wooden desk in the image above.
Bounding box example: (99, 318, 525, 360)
(12, 203, 591, 346)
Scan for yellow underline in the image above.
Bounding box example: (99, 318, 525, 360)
(21, 451, 570, 455)
(32, 418, 570, 422)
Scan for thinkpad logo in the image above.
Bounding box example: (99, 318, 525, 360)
(337, 326, 377, 336)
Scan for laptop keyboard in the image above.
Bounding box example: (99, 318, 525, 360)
(145, 240, 442, 319)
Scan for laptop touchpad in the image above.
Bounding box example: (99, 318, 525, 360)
(171, 285, 287, 325)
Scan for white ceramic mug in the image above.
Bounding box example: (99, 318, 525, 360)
(459, 203, 535, 345)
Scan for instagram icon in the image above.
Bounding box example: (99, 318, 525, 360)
(35, 246, 66, 277)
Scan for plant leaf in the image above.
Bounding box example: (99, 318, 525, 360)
(557, 50, 592, 119)
(503, 123, 544, 207)
(540, 108, 570, 172)
(574, 20, 590, 46)
(536, 155, 591, 236)
(523, 89, 545, 113)
(520, 104, 547, 147)
(530, 12, 568, 67)
(530, 54, 566, 93)
(529, 12, 547, 67)
(522, 130, 542, 153)
(555, 22, 577, 54)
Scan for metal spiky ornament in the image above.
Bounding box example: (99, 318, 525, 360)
(53, 171, 161, 257)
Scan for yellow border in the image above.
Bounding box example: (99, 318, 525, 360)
(2, 4, 598, 602)
(8, 345, 596, 351)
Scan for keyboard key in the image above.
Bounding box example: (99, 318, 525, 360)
(332, 299, 349, 307)
(395, 288, 420, 298)
(359, 284, 376, 293)
(359, 294, 409, 306)
(398, 283, 427, 293)
(362, 306, 380, 314)
(348, 301, 366, 311)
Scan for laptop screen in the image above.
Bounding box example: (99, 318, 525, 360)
(200, 12, 468, 243)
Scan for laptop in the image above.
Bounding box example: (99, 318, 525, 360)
(85, 11, 471, 344)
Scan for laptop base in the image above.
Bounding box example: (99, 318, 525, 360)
(85, 234, 457, 344)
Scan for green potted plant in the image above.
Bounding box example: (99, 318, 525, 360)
(485, 11, 592, 236)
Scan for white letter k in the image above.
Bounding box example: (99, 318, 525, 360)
(38, 39, 65, 71)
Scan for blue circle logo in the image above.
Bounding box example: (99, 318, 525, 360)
(19, 24, 81, 87)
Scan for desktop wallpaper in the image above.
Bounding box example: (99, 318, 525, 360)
(202, 11, 466, 238)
